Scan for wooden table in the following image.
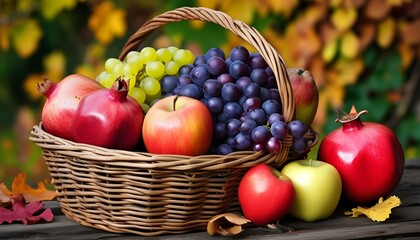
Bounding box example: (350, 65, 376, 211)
(1, 160, 419, 240)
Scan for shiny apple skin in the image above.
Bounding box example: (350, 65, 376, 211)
(142, 95, 213, 156)
(318, 118, 405, 204)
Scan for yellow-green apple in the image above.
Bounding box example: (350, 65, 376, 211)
(142, 95, 213, 155)
(238, 164, 295, 226)
(281, 159, 342, 222)
(287, 68, 319, 127)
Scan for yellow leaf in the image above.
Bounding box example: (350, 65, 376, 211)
(11, 19, 42, 58)
(377, 17, 396, 48)
(17, 0, 34, 12)
(324, 79, 345, 108)
(189, 20, 205, 29)
(40, 0, 77, 20)
(333, 58, 364, 85)
(222, 0, 254, 24)
(322, 39, 338, 63)
(345, 196, 401, 222)
(268, 0, 298, 17)
(44, 51, 66, 82)
(331, 7, 357, 32)
(340, 31, 360, 59)
(11, 173, 56, 203)
(197, 0, 221, 10)
(23, 73, 44, 100)
(88, 1, 126, 44)
(302, 2, 327, 25)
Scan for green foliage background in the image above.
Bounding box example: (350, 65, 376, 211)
(0, 0, 419, 184)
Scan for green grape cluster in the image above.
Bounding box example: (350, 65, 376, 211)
(96, 46, 194, 111)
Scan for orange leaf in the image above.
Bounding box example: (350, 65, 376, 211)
(398, 43, 415, 70)
(11, 173, 55, 203)
(0, 25, 11, 51)
(398, 19, 420, 45)
(364, 0, 391, 20)
(359, 23, 376, 51)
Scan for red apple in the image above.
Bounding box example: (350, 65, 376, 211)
(287, 68, 319, 127)
(142, 95, 213, 156)
(238, 164, 295, 226)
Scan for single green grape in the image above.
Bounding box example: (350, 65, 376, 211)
(165, 61, 180, 75)
(126, 51, 141, 61)
(127, 52, 144, 69)
(167, 46, 179, 55)
(140, 47, 158, 63)
(157, 48, 172, 63)
(105, 58, 121, 73)
(140, 77, 161, 96)
(128, 86, 146, 105)
(123, 62, 138, 76)
(98, 72, 116, 88)
(113, 62, 125, 77)
(173, 49, 194, 66)
(145, 61, 165, 79)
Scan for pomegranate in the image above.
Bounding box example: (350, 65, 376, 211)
(317, 106, 405, 204)
(37, 74, 102, 140)
(71, 78, 143, 150)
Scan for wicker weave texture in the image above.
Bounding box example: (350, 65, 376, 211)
(30, 6, 316, 236)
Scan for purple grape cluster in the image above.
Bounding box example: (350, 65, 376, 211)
(160, 46, 308, 155)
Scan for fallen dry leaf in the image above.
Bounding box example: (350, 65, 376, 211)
(345, 195, 401, 222)
(0, 184, 12, 204)
(1, 173, 56, 203)
(207, 213, 250, 236)
(0, 194, 54, 224)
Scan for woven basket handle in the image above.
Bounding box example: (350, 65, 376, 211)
(119, 6, 295, 122)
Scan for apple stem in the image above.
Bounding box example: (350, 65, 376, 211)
(296, 68, 304, 75)
(173, 95, 179, 111)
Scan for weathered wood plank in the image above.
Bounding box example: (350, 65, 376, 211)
(0, 159, 418, 239)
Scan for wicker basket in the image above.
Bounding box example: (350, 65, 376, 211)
(30, 7, 317, 236)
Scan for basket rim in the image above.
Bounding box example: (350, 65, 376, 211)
(30, 122, 284, 171)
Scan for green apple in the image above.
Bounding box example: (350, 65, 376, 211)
(281, 159, 342, 222)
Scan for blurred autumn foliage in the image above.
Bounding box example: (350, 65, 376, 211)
(0, 0, 419, 184)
